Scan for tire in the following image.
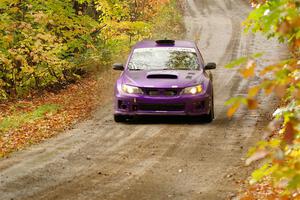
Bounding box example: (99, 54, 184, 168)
(114, 115, 127, 122)
(203, 92, 214, 123)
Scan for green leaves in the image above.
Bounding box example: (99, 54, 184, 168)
(0, 0, 176, 99)
(224, 53, 263, 69)
(251, 163, 278, 184)
(0, 0, 97, 98)
(224, 56, 249, 69)
(245, 0, 300, 53)
(225, 96, 247, 118)
(227, 1, 300, 196)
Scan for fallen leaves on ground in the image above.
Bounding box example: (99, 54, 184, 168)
(0, 70, 119, 157)
(240, 178, 300, 200)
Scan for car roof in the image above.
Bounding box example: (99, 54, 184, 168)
(133, 40, 197, 49)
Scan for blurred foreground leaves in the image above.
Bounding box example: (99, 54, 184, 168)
(227, 0, 300, 198)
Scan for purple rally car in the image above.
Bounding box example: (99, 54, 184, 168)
(113, 40, 216, 122)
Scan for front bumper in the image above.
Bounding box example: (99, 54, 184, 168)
(114, 93, 211, 116)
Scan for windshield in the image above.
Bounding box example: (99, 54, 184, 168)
(128, 47, 200, 70)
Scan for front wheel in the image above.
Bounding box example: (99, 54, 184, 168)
(203, 95, 214, 123)
(114, 114, 127, 123)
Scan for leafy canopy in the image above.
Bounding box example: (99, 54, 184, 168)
(0, 0, 174, 99)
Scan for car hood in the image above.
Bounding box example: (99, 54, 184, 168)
(121, 70, 204, 88)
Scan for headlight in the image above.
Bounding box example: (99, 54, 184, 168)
(122, 84, 143, 94)
(182, 85, 203, 95)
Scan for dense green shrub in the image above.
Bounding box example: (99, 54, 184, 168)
(0, 0, 181, 99)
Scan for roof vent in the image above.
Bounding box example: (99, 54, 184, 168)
(155, 40, 175, 46)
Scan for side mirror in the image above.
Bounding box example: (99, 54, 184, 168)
(204, 62, 216, 70)
(113, 63, 124, 71)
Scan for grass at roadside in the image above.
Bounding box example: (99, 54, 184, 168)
(0, 104, 60, 133)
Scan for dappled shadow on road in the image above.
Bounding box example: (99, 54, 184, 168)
(124, 115, 211, 125)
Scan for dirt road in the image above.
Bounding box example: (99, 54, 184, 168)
(0, 0, 286, 200)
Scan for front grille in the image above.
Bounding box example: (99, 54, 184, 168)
(138, 104, 185, 111)
(147, 90, 160, 96)
(143, 88, 180, 97)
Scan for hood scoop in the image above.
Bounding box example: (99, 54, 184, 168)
(147, 74, 178, 79)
